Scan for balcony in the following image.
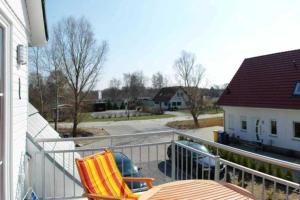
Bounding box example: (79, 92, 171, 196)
(26, 131, 300, 200)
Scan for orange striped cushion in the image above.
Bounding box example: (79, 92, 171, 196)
(76, 150, 139, 200)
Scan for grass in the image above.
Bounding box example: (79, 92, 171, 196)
(75, 113, 176, 122)
(166, 117, 224, 129)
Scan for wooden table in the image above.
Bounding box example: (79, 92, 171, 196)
(139, 180, 255, 200)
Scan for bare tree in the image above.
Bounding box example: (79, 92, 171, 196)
(152, 72, 168, 89)
(109, 78, 121, 89)
(174, 51, 205, 127)
(29, 47, 45, 114)
(123, 71, 146, 100)
(53, 16, 108, 137)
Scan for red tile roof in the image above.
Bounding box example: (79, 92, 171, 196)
(218, 49, 300, 109)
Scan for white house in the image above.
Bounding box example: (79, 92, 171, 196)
(153, 86, 188, 110)
(218, 49, 300, 156)
(0, 1, 48, 199)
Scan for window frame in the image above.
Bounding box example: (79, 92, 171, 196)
(270, 119, 277, 135)
(293, 82, 300, 96)
(293, 121, 300, 138)
(240, 116, 247, 132)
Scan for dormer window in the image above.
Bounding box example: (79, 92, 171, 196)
(294, 82, 300, 95)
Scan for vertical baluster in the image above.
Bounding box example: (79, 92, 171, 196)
(53, 153, 56, 199)
(196, 154, 199, 179)
(262, 177, 265, 200)
(121, 148, 124, 175)
(148, 145, 150, 168)
(285, 185, 289, 200)
(156, 144, 159, 166)
(185, 148, 188, 180)
(176, 145, 179, 179)
(73, 151, 75, 197)
(201, 157, 204, 179)
(164, 143, 167, 176)
(63, 152, 66, 198)
(224, 165, 227, 182)
(190, 151, 193, 179)
(298, 185, 300, 200)
(251, 174, 254, 194)
(233, 167, 235, 183)
(33, 153, 36, 194)
(171, 141, 176, 180)
(139, 146, 142, 169)
(130, 147, 133, 189)
(181, 147, 183, 180)
(273, 182, 277, 200)
(42, 151, 45, 199)
(208, 157, 211, 180)
(242, 170, 245, 188)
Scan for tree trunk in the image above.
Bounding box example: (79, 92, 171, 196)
(192, 114, 199, 128)
(54, 70, 59, 131)
(72, 97, 79, 137)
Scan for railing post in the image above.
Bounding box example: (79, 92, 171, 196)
(41, 150, 45, 200)
(214, 155, 220, 181)
(171, 140, 176, 180)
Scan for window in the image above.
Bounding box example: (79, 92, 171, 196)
(172, 102, 176, 106)
(294, 122, 300, 138)
(270, 120, 277, 135)
(177, 102, 182, 106)
(240, 117, 247, 131)
(294, 82, 300, 95)
(164, 102, 168, 106)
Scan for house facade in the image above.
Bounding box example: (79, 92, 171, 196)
(0, 1, 47, 199)
(218, 49, 300, 155)
(153, 86, 188, 110)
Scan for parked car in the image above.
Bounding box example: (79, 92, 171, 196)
(167, 140, 225, 179)
(114, 152, 147, 192)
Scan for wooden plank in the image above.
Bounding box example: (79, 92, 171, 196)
(139, 180, 256, 200)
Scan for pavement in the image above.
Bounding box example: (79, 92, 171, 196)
(59, 111, 223, 137)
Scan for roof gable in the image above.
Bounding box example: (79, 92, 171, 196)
(153, 87, 182, 102)
(218, 49, 300, 109)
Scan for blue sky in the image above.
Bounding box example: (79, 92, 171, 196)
(46, 0, 300, 90)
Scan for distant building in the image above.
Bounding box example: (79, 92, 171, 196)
(218, 49, 300, 156)
(153, 87, 188, 110)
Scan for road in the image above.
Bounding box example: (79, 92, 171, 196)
(59, 111, 223, 137)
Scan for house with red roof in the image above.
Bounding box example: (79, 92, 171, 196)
(218, 49, 300, 155)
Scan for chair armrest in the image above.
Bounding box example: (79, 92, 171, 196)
(123, 177, 154, 189)
(84, 193, 123, 200)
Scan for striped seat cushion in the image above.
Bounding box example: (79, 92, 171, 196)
(76, 150, 139, 200)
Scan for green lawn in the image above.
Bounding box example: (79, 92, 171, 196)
(77, 113, 176, 122)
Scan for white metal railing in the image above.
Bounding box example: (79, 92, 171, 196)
(28, 131, 300, 200)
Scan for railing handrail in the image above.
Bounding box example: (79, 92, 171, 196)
(177, 131, 300, 172)
(35, 130, 174, 142)
(34, 130, 300, 172)
(42, 141, 172, 154)
(220, 158, 300, 189)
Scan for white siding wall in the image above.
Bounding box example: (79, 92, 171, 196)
(223, 106, 300, 152)
(0, 0, 30, 199)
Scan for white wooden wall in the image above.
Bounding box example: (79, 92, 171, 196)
(0, 0, 30, 199)
(223, 106, 300, 152)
